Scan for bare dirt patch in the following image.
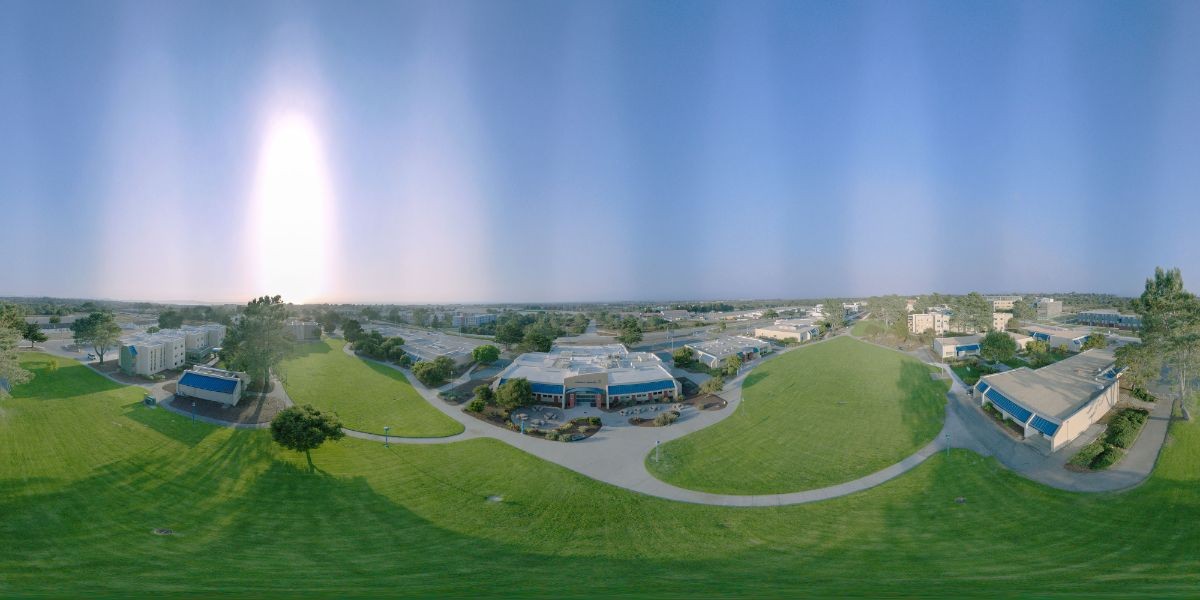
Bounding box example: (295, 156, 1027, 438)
(166, 392, 286, 425)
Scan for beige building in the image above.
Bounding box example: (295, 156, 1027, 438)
(1036, 297, 1063, 318)
(974, 349, 1121, 453)
(985, 295, 1022, 311)
(755, 319, 820, 343)
(908, 311, 950, 335)
(493, 345, 679, 409)
(685, 336, 771, 368)
(119, 330, 187, 376)
(992, 312, 1013, 331)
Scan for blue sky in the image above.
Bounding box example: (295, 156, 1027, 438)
(2, 0, 1198, 303)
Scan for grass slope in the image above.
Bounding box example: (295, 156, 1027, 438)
(6, 353, 1200, 597)
(647, 336, 948, 494)
(278, 339, 463, 437)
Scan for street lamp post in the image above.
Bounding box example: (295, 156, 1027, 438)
(191, 400, 196, 424)
(384, 426, 390, 448)
(656, 439, 661, 462)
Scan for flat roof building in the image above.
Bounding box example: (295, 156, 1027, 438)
(119, 330, 187, 376)
(452, 313, 497, 328)
(177, 323, 226, 357)
(974, 349, 1122, 453)
(985, 295, 1022, 311)
(685, 336, 771, 368)
(660, 309, 690, 321)
(1023, 324, 1092, 352)
(176, 366, 247, 407)
(992, 311, 1013, 331)
(755, 319, 820, 343)
(1036, 298, 1063, 319)
(366, 323, 485, 367)
(934, 331, 1032, 360)
(909, 311, 950, 336)
(285, 320, 322, 341)
(1076, 309, 1141, 330)
(493, 344, 679, 409)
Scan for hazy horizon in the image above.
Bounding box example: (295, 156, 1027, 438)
(4, 1, 1199, 303)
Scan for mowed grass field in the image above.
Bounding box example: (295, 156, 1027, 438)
(647, 336, 948, 494)
(277, 339, 463, 437)
(7, 353, 1200, 597)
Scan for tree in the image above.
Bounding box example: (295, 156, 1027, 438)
(147, 326, 160, 334)
(495, 377, 533, 410)
(700, 375, 725, 395)
(951, 292, 991, 333)
(360, 307, 381, 321)
(221, 295, 293, 390)
(472, 344, 500, 365)
(22, 323, 47, 349)
(70, 312, 122, 365)
(1130, 267, 1200, 420)
(342, 319, 364, 342)
(821, 301, 845, 331)
(979, 330, 1017, 363)
(473, 384, 495, 405)
(1081, 332, 1108, 351)
(48, 315, 60, 325)
(157, 310, 184, 330)
(672, 346, 695, 366)
(433, 356, 456, 378)
(494, 320, 525, 350)
(722, 354, 743, 377)
(617, 317, 643, 346)
(1011, 299, 1035, 322)
(1115, 342, 1157, 393)
(869, 296, 905, 330)
(1026, 339, 1050, 356)
(270, 404, 345, 470)
(521, 329, 554, 353)
(0, 324, 32, 399)
(718, 321, 728, 332)
(763, 308, 779, 319)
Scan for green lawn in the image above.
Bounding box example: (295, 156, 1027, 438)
(277, 339, 463, 437)
(951, 363, 985, 386)
(851, 319, 885, 337)
(646, 336, 948, 494)
(7, 352, 1200, 597)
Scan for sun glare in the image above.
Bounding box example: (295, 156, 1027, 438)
(251, 111, 333, 304)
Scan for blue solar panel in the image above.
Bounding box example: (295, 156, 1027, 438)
(179, 372, 238, 394)
(976, 380, 990, 394)
(608, 379, 675, 395)
(1030, 416, 1060, 436)
(530, 382, 564, 395)
(957, 344, 980, 353)
(129, 346, 138, 356)
(1033, 332, 1051, 341)
(984, 388, 1032, 423)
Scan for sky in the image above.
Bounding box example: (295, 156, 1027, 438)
(2, 0, 1199, 304)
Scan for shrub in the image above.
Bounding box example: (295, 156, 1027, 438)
(1106, 409, 1149, 449)
(579, 425, 593, 434)
(1069, 440, 1106, 468)
(700, 376, 725, 395)
(1091, 446, 1124, 469)
(654, 412, 678, 426)
(544, 432, 558, 441)
(1132, 387, 1156, 402)
(467, 398, 485, 413)
(588, 416, 601, 426)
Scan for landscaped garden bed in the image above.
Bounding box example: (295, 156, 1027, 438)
(630, 410, 679, 427)
(1067, 407, 1150, 471)
(981, 402, 1025, 437)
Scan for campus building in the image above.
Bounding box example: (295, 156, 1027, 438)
(934, 331, 1032, 360)
(366, 322, 484, 367)
(992, 311, 1013, 331)
(974, 349, 1122, 453)
(1024, 324, 1092, 352)
(493, 345, 679, 409)
(1076, 309, 1141, 330)
(660, 309, 690, 321)
(685, 336, 771, 368)
(285, 320, 322, 341)
(908, 311, 950, 335)
(1036, 298, 1063, 318)
(451, 313, 497, 328)
(119, 330, 187, 376)
(178, 323, 226, 358)
(755, 319, 820, 343)
(985, 295, 1022, 311)
(176, 366, 247, 406)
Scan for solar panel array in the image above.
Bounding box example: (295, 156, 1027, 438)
(1030, 415, 1060, 436)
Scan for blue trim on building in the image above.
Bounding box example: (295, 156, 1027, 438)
(984, 387, 1033, 423)
(530, 382, 564, 395)
(179, 372, 238, 394)
(608, 379, 676, 395)
(1030, 415, 1060, 436)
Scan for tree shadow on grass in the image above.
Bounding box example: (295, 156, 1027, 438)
(121, 401, 216, 447)
(287, 340, 332, 359)
(896, 361, 949, 448)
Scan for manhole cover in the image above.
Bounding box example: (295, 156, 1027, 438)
(486, 495, 503, 503)
(954, 497, 966, 504)
(153, 528, 175, 535)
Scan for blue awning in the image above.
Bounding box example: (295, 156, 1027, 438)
(984, 387, 1032, 423)
(1032, 332, 1051, 341)
(179, 372, 238, 394)
(956, 344, 980, 353)
(530, 382, 564, 395)
(608, 379, 676, 395)
(1030, 415, 1060, 436)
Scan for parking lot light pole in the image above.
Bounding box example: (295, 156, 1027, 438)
(384, 426, 390, 448)
(191, 400, 196, 424)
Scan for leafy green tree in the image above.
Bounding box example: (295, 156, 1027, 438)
(1115, 342, 1158, 393)
(869, 296, 905, 330)
(980, 330, 1017, 363)
(22, 323, 47, 349)
(496, 377, 533, 410)
(433, 356, 456, 378)
(723, 354, 743, 377)
(952, 292, 992, 333)
(617, 317, 643, 346)
(1011, 299, 1035, 321)
(0, 324, 32, 398)
(70, 312, 122, 365)
(342, 319, 364, 342)
(762, 308, 778, 319)
(157, 310, 184, 329)
(672, 346, 695, 366)
(521, 329, 554, 353)
(494, 319, 525, 350)
(718, 321, 728, 332)
(360, 307, 381, 321)
(821, 301, 845, 331)
(1131, 267, 1200, 420)
(269, 404, 345, 470)
(221, 295, 293, 389)
(700, 375, 724, 394)
(411, 361, 441, 386)
(472, 344, 501, 365)
(1081, 332, 1108, 351)
(473, 384, 495, 405)
(1025, 339, 1050, 356)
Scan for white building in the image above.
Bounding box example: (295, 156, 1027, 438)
(755, 318, 820, 343)
(685, 336, 771, 368)
(992, 312, 1014, 331)
(985, 295, 1022, 311)
(176, 366, 247, 406)
(975, 349, 1122, 453)
(452, 313, 498, 328)
(1024, 324, 1092, 352)
(935, 331, 1033, 360)
(285, 320, 322, 341)
(1036, 298, 1064, 318)
(493, 345, 679, 409)
(119, 330, 187, 376)
(908, 311, 951, 335)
